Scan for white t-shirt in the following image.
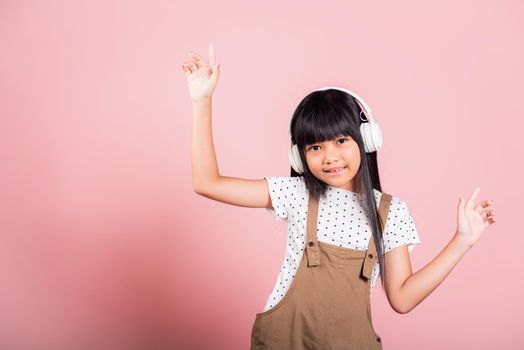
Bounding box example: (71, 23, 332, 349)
(262, 176, 422, 312)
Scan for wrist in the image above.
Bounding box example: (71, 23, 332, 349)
(452, 232, 473, 254)
(191, 96, 212, 105)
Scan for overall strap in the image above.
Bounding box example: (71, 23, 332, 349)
(361, 193, 392, 280)
(305, 194, 320, 267)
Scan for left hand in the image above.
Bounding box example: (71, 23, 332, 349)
(455, 187, 497, 248)
(181, 44, 220, 103)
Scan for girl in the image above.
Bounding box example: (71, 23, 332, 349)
(181, 44, 497, 349)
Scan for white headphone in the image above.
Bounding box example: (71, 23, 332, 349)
(288, 86, 383, 174)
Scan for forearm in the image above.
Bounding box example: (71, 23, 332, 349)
(398, 234, 470, 313)
(191, 97, 220, 192)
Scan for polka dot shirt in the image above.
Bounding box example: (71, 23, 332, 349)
(262, 176, 422, 312)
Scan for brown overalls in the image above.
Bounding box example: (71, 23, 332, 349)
(251, 191, 392, 349)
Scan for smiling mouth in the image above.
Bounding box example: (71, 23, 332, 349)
(324, 166, 346, 173)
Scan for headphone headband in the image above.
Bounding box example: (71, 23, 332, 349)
(313, 86, 374, 123)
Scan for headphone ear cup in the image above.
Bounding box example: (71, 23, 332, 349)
(360, 122, 383, 153)
(288, 144, 305, 174)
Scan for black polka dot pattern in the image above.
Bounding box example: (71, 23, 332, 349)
(262, 176, 422, 312)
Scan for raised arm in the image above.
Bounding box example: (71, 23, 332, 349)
(384, 188, 497, 314)
(182, 44, 273, 209)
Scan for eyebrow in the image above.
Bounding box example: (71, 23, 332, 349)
(306, 135, 349, 146)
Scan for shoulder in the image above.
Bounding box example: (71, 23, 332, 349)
(374, 190, 422, 252)
(263, 176, 307, 220)
(373, 189, 406, 212)
(264, 176, 306, 193)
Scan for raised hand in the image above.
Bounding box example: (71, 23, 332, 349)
(455, 187, 497, 248)
(181, 43, 220, 102)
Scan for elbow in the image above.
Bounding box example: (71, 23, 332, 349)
(192, 177, 218, 196)
(194, 184, 216, 199)
(193, 186, 207, 196)
(388, 276, 417, 314)
(392, 300, 418, 314)
(388, 296, 412, 314)
(192, 180, 208, 195)
(393, 304, 410, 315)
(193, 183, 207, 196)
(193, 185, 202, 195)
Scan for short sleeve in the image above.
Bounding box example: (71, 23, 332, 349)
(264, 176, 302, 221)
(383, 199, 422, 253)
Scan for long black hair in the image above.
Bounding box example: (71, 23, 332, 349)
(289, 88, 387, 290)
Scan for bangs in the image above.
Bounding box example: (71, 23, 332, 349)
(292, 90, 361, 147)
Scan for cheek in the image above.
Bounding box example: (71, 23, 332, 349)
(354, 151, 361, 163)
(305, 156, 317, 168)
(346, 151, 361, 169)
(345, 147, 360, 160)
(305, 156, 323, 172)
(354, 153, 362, 166)
(350, 144, 361, 161)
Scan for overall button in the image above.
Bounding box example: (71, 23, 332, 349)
(308, 242, 315, 247)
(376, 337, 381, 342)
(368, 253, 374, 259)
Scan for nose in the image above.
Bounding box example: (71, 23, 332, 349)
(323, 143, 340, 163)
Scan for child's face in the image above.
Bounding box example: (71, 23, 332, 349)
(304, 134, 361, 192)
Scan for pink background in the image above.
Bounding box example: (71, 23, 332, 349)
(1, 0, 523, 349)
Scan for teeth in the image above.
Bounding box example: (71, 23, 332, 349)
(328, 167, 344, 172)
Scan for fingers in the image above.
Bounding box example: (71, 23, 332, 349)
(208, 43, 215, 67)
(180, 60, 198, 75)
(181, 64, 191, 76)
(181, 62, 195, 76)
(472, 195, 496, 220)
(474, 199, 493, 212)
(189, 52, 205, 69)
(465, 187, 480, 209)
(465, 187, 497, 224)
(481, 206, 497, 221)
(180, 45, 215, 76)
(483, 211, 496, 225)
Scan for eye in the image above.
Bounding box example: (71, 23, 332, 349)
(308, 145, 320, 151)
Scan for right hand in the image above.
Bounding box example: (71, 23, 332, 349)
(181, 43, 220, 102)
